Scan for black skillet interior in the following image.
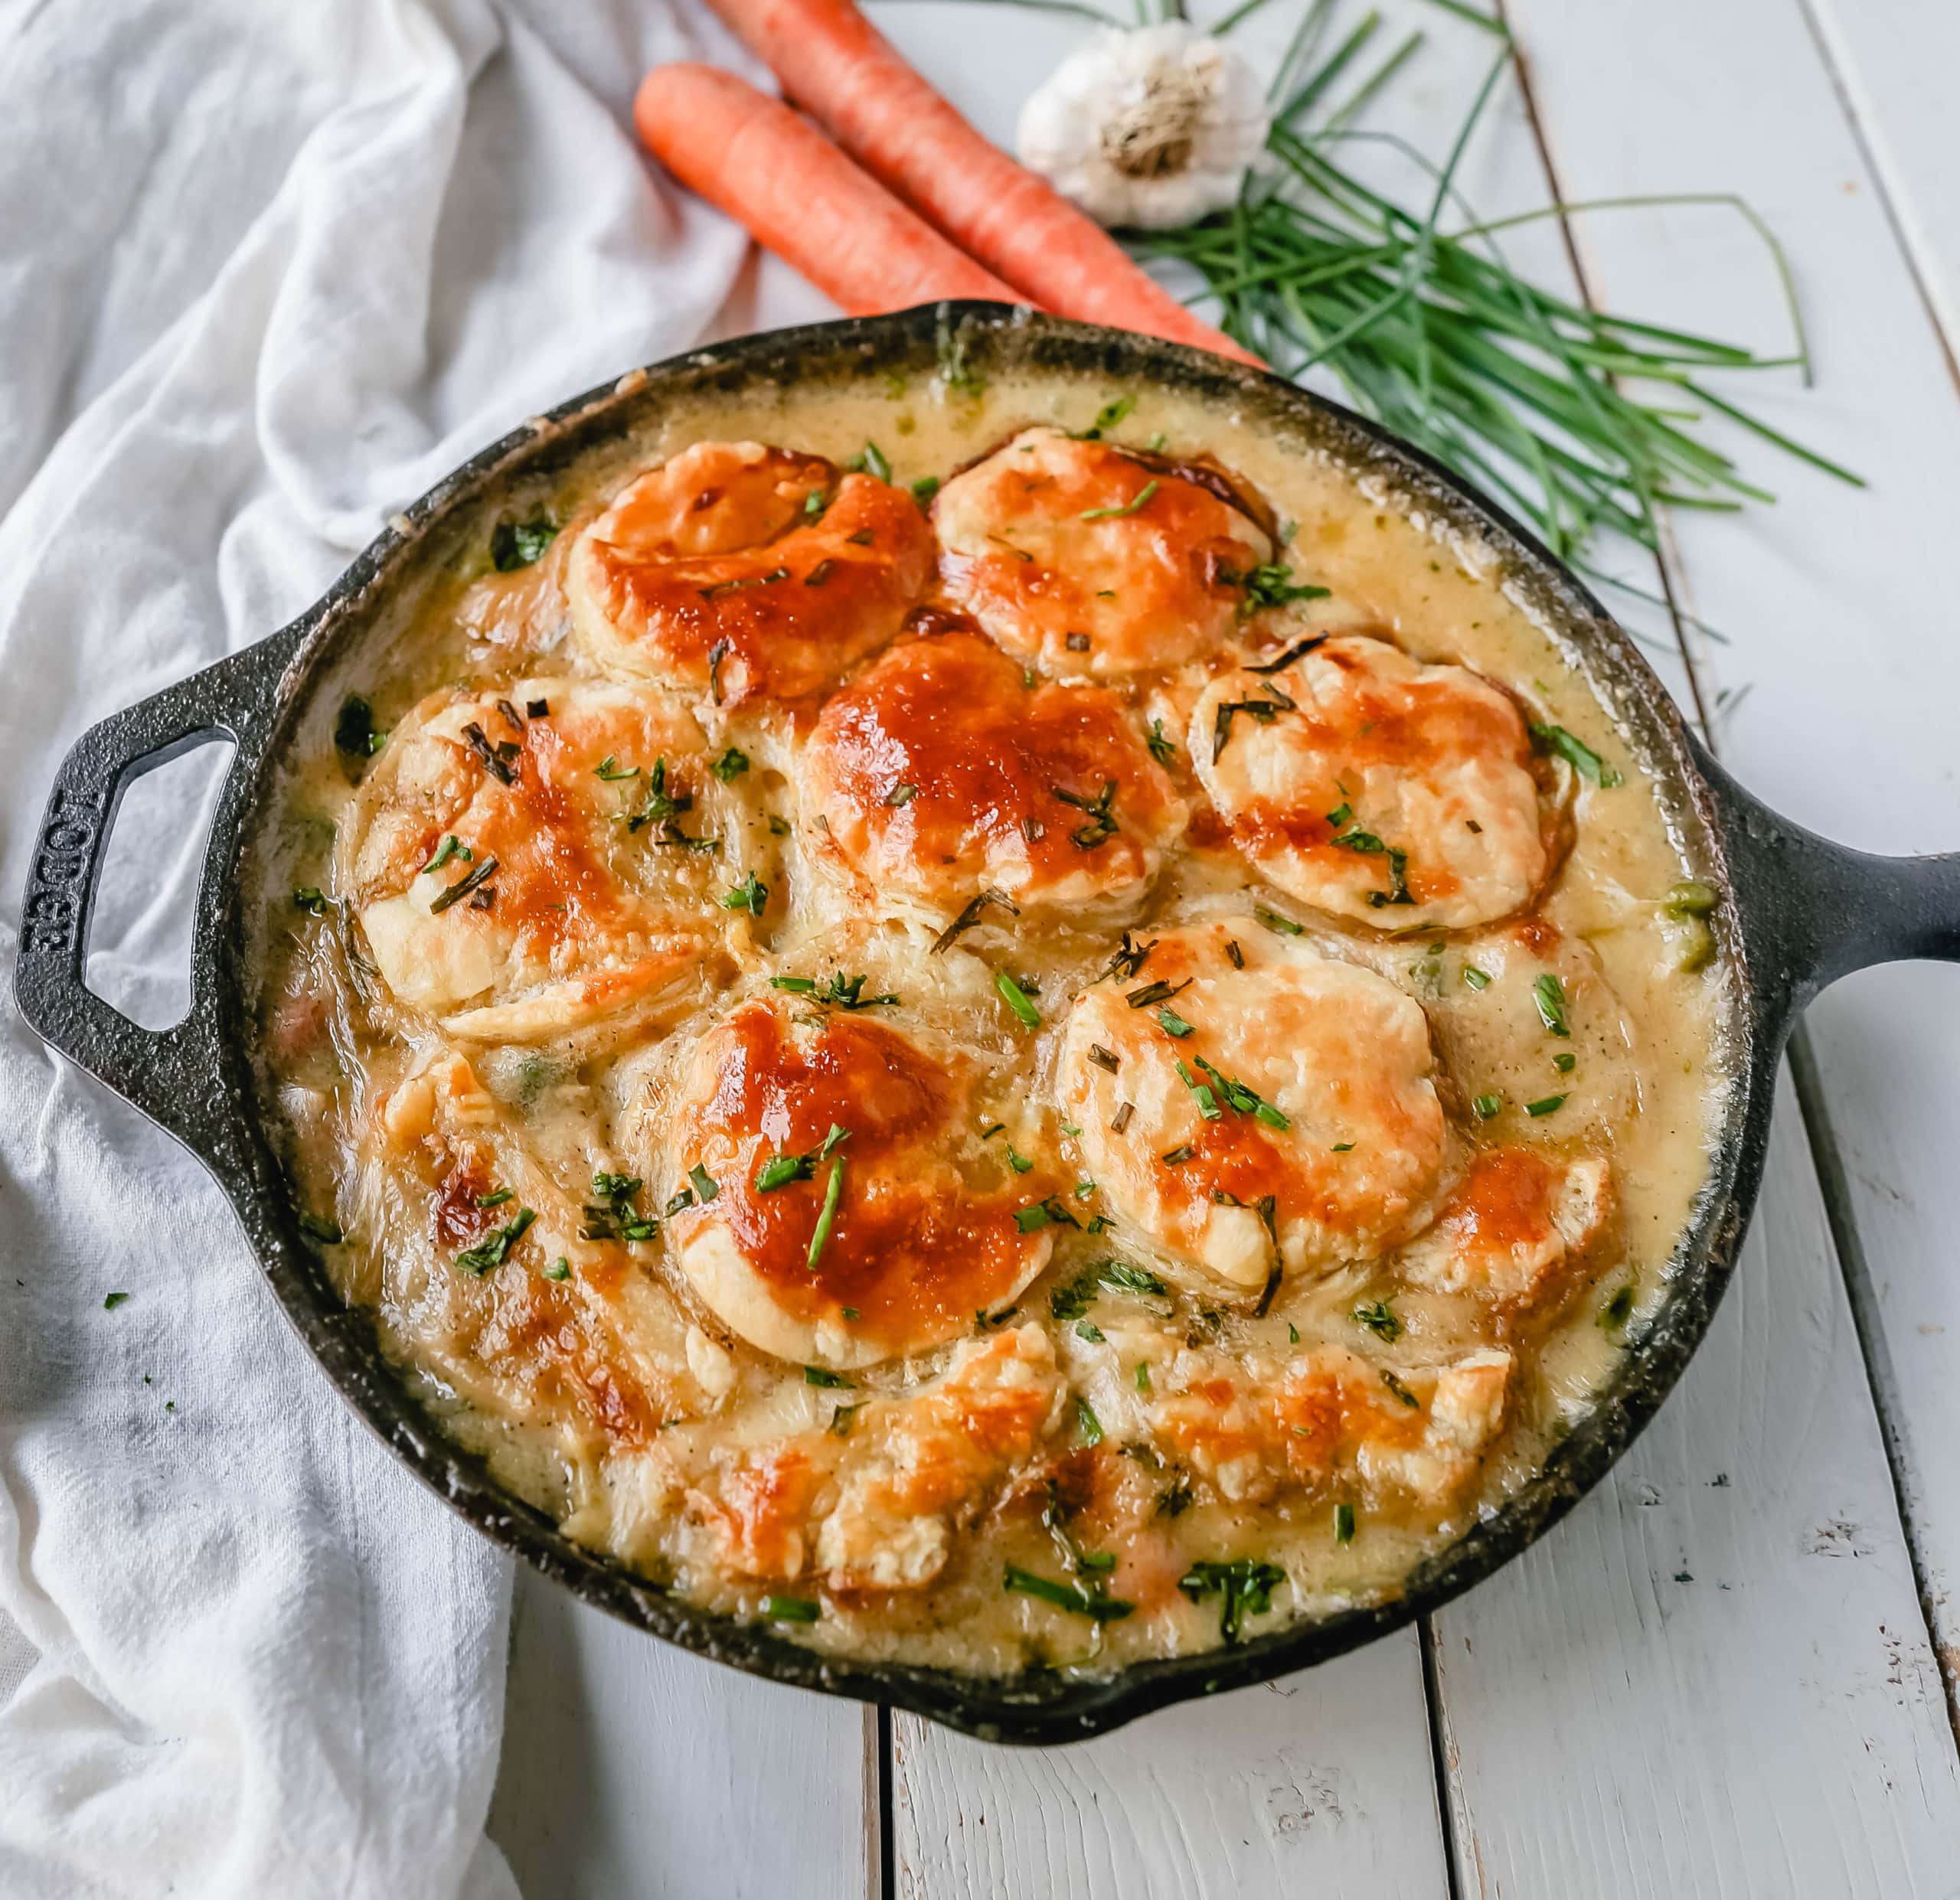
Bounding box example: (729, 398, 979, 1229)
(16, 303, 1960, 1745)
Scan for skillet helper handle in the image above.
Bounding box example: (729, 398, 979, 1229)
(1697, 739, 1960, 1016)
(13, 646, 273, 1161)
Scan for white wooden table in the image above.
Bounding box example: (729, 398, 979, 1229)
(488, 3, 1960, 1891)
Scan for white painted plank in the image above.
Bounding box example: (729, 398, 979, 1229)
(893, 1630, 1450, 1899)
(877, 15, 1452, 1892)
(487, 1570, 874, 1900)
(1804, 0, 1960, 357)
(1431, 1077, 1960, 1896)
(1503, 0, 1960, 1716)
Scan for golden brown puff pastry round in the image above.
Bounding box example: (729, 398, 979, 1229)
(566, 441, 936, 706)
(933, 427, 1272, 678)
(803, 620, 1188, 924)
(655, 998, 1055, 1370)
(338, 677, 731, 1043)
(1191, 635, 1550, 930)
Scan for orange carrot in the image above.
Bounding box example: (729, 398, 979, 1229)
(700, 0, 1263, 367)
(635, 64, 1024, 317)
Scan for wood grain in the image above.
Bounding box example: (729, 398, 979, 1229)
(1502, 0, 1960, 1723)
(487, 1571, 875, 1899)
(892, 1632, 1451, 1898)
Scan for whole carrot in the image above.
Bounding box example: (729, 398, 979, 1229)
(700, 0, 1263, 366)
(635, 64, 1024, 317)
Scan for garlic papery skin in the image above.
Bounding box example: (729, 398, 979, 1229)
(1016, 23, 1272, 230)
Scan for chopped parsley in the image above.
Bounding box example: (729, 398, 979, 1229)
(719, 870, 769, 915)
(1178, 1557, 1288, 1644)
(1145, 718, 1178, 766)
(1329, 821, 1414, 908)
(710, 746, 750, 782)
(688, 1163, 720, 1204)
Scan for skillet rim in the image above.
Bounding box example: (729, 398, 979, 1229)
(184, 304, 1776, 1742)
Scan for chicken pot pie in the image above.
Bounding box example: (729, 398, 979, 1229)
(255, 364, 1723, 1677)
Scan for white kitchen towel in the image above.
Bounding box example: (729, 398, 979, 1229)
(0, 2, 822, 1892)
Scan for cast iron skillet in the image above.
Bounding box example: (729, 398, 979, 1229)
(15, 304, 1960, 1744)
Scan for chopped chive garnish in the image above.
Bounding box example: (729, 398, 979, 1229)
(931, 887, 1019, 954)
(720, 870, 769, 915)
(996, 971, 1041, 1030)
(422, 834, 472, 873)
(1473, 1092, 1504, 1120)
(1553, 1052, 1577, 1074)
(1601, 1283, 1637, 1331)
(1110, 1102, 1135, 1134)
(688, 1164, 720, 1204)
(1334, 1503, 1356, 1544)
(1004, 1564, 1135, 1622)
(1157, 1006, 1194, 1038)
(491, 518, 556, 570)
(858, 440, 892, 483)
(806, 1157, 844, 1268)
(297, 1213, 342, 1244)
(292, 887, 329, 916)
(1532, 722, 1624, 788)
(1135, 1362, 1152, 1392)
(1076, 1397, 1104, 1445)
(544, 1257, 571, 1281)
(1353, 1299, 1402, 1342)
(828, 1401, 863, 1437)
(1145, 718, 1178, 766)
(103, 1291, 130, 1310)
(1178, 1557, 1286, 1644)
(428, 855, 498, 913)
(1176, 1059, 1222, 1120)
(1254, 903, 1304, 935)
(885, 782, 918, 807)
(910, 475, 940, 507)
(1004, 1145, 1034, 1174)
(593, 755, 639, 782)
(1462, 965, 1491, 991)
(1081, 478, 1158, 522)
(710, 746, 750, 782)
(1526, 1093, 1568, 1118)
(1076, 1320, 1105, 1342)
(1014, 1203, 1050, 1233)
(456, 1207, 535, 1275)
(475, 1187, 513, 1208)
(804, 1364, 851, 1389)
(1380, 1370, 1420, 1409)
(1532, 973, 1571, 1037)
(763, 1595, 822, 1622)
(1664, 880, 1717, 918)
(1288, 1322, 1301, 1344)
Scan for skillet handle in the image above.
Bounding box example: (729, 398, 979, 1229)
(13, 641, 285, 1163)
(1696, 738, 1960, 1018)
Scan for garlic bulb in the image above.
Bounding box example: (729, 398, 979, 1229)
(1017, 22, 1271, 230)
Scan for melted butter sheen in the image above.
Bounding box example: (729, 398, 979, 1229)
(250, 367, 1726, 1680)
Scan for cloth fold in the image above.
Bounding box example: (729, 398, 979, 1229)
(0, 1, 809, 1891)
